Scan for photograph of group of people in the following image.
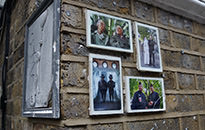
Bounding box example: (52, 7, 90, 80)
(125, 77, 165, 113)
(87, 10, 165, 115)
(86, 10, 133, 53)
(136, 23, 163, 72)
(89, 54, 123, 115)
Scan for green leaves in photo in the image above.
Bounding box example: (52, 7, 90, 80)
(90, 14, 130, 38)
(129, 78, 163, 108)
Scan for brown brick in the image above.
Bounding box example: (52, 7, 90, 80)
(166, 95, 205, 112)
(195, 23, 205, 37)
(13, 98, 22, 116)
(11, 81, 23, 99)
(202, 57, 205, 71)
(14, 62, 24, 82)
(201, 115, 205, 130)
(62, 4, 83, 29)
(91, 123, 123, 130)
(169, 14, 183, 30)
(6, 116, 12, 130)
(172, 32, 191, 50)
(33, 124, 45, 130)
(61, 33, 89, 56)
(10, 24, 16, 41)
(158, 28, 171, 47)
(27, 0, 37, 18)
(197, 75, 205, 90)
(14, 28, 25, 50)
(61, 94, 89, 119)
(163, 71, 176, 90)
(157, 9, 169, 26)
(123, 68, 139, 76)
(127, 118, 180, 130)
(161, 50, 181, 68)
(6, 101, 13, 116)
(134, 1, 154, 22)
(6, 69, 14, 86)
(181, 116, 199, 130)
(180, 54, 200, 70)
(14, 119, 24, 130)
(192, 38, 205, 53)
(22, 120, 33, 130)
(8, 56, 13, 70)
(61, 62, 87, 87)
(177, 73, 195, 90)
(157, 9, 193, 32)
(13, 44, 24, 65)
(15, 1, 27, 32)
(183, 19, 193, 33)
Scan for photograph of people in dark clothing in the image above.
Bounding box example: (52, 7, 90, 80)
(89, 54, 123, 115)
(135, 22, 163, 72)
(125, 76, 165, 113)
(86, 10, 133, 53)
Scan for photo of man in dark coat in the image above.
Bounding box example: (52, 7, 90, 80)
(148, 84, 160, 109)
(98, 74, 107, 102)
(110, 25, 130, 49)
(107, 74, 115, 102)
(148, 35, 156, 66)
(92, 19, 109, 46)
(131, 82, 148, 109)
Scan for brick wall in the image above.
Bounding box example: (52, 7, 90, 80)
(0, 0, 205, 129)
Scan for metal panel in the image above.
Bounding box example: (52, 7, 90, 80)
(22, 0, 60, 118)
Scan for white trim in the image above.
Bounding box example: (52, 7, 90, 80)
(89, 53, 124, 115)
(135, 22, 163, 72)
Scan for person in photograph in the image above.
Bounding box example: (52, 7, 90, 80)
(110, 25, 130, 49)
(98, 74, 108, 102)
(131, 82, 148, 109)
(143, 37, 149, 65)
(107, 74, 115, 102)
(148, 84, 160, 109)
(148, 35, 156, 66)
(92, 19, 109, 46)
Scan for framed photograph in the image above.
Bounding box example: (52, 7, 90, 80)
(125, 76, 166, 113)
(89, 54, 123, 115)
(22, 0, 60, 118)
(135, 22, 163, 72)
(86, 10, 133, 53)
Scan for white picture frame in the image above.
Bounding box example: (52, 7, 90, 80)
(86, 10, 133, 53)
(135, 22, 163, 72)
(125, 76, 166, 113)
(22, 0, 60, 118)
(89, 53, 123, 115)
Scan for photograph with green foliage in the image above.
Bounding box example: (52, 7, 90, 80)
(86, 10, 132, 52)
(135, 22, 162, 72)
(127, 77, 165, 112)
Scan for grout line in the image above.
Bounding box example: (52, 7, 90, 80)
(198, 114, 202, 130)
(61, 54, 205, 75)
(123, 122, 128, 130)
(175, 72, 180, 91)
(62, 111, 205, 127)
(130, 0, 135, 16)
(199, 56, 203, 71)
(195, 74, 199, 90)
(179, 117, 183, 130)
(154, 7, 158, 24)
(190, 36, 193, 50)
